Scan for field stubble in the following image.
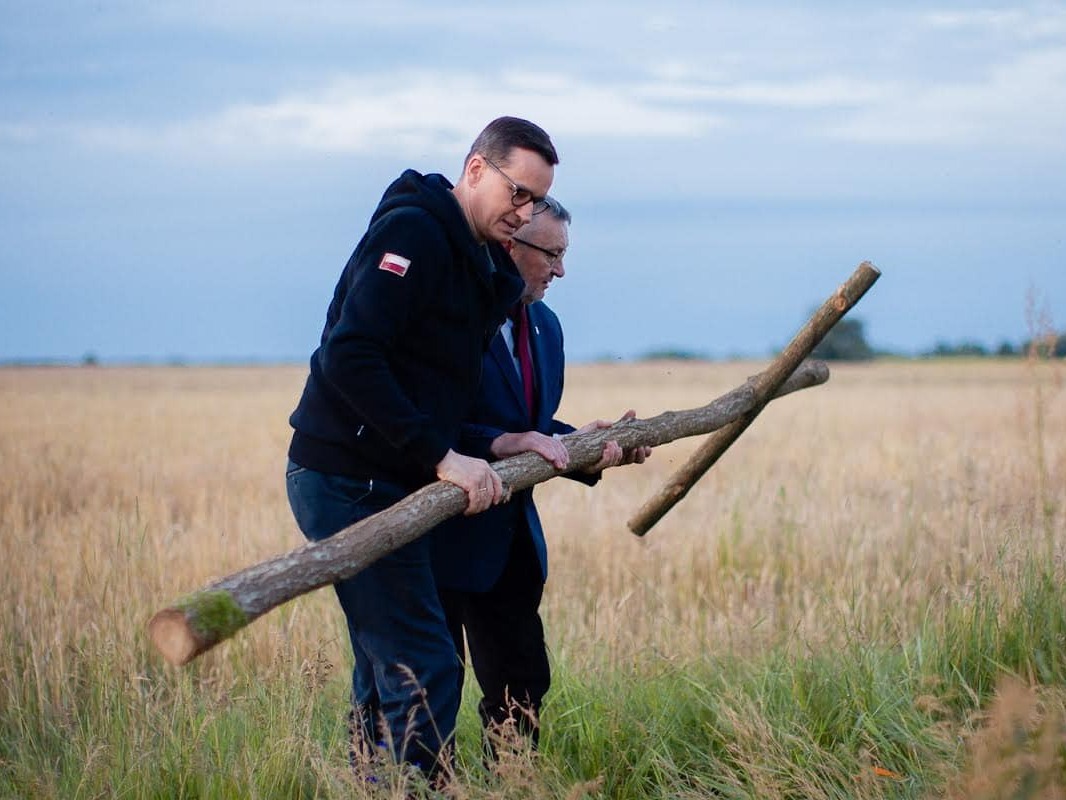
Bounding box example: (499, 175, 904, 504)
(1, 358, 1063, 797)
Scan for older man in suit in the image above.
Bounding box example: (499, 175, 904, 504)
(433, 197, 650, 753)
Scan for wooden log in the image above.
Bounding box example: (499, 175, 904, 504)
(148, 360, 830, 666)
(626, 261, 881, 536)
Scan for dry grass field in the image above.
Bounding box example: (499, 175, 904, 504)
(545, 358, 1064, 665)
(1, 357, 1064, 798)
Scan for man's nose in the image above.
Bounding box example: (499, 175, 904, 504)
(553, 257, 565, 278)
(516, 202, 535, 225)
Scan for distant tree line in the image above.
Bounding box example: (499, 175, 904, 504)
(810, 318, 1066, 361)
(924, 335, 1066, 359)
(633, 320, 1066, 362)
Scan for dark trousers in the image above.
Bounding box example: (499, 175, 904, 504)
(439, 528, 550, 753)
(285, 461, 459, 777)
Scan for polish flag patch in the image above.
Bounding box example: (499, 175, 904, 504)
(378, 252, 411, 277)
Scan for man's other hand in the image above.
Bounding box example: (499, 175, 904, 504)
(490, 431, 569, 470)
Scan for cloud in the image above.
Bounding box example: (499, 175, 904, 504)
(68, 70, 723, 160)
(638, 75, 893, 109)
(828, 48, 1066, 148)
(923, 7, 1066, 40)
(34, 49, 1066, 161)
(10, 3, 1066, 163)
(0, 123, 41, 145)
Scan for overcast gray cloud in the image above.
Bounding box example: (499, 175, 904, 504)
(6, 3, 1065, 158)
(13, 49, 1066, 159)
(2, 1, 1064, 362)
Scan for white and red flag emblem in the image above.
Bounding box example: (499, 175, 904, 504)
(378, 252, 411, 277)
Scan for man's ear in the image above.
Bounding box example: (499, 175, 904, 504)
(464, 154, 485, 189)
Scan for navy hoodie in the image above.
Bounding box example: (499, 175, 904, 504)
(288, 170, 524, 488)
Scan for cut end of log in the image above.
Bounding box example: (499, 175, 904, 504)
(627, 518, 652, 537)
(148, 588, 248, 666)
(148, 608, 206, 666)
(622, 503, 665, 541)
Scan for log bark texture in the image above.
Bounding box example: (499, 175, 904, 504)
(148, 360, 830, 665)
(626, 260, 881, 536)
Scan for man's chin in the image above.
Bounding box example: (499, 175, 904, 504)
(497, 220, 522, 240)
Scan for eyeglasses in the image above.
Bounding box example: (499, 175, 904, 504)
(482, 156, 550, 215)
(512, 237, 566, 267)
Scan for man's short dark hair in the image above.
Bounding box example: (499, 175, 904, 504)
(465, 116, 559, 168)
(540, 196, 571, 224)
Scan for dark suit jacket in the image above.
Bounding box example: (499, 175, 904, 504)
(432, 301, 597, 593)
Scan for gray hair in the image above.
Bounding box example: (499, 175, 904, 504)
(539, 195, 571, 224)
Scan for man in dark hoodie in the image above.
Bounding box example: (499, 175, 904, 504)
(285, 117, 565, 779)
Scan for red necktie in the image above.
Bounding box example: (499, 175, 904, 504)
(511, 304, 535, 420)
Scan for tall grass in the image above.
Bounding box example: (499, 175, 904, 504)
(1, 359, 1063, 797)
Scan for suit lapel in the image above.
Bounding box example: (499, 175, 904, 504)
(489, 331, 527, 412)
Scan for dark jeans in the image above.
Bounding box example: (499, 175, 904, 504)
(285, 460, 459, 776)
(439, 527, 550, 755)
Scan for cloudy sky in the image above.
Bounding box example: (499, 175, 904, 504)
(2, 1, 1064, 362)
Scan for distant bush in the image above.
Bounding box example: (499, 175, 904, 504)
(638, 348, 708, 361)
(811, 318, 874, 361)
